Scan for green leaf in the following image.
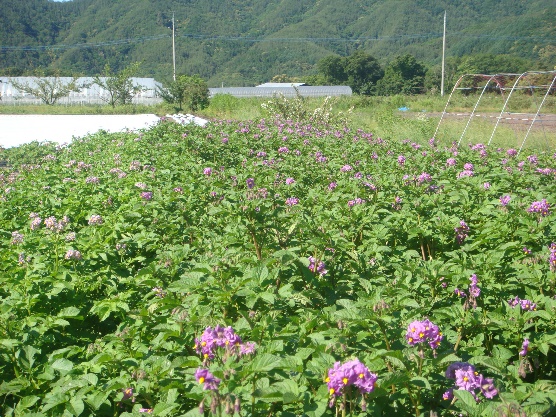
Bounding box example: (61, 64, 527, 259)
(67, 397, 84, 416)
(17, 395, 41, 410)
(51, 358, 74, 375)
(379, 371, 411, 387)
(295, 347, 314, 360)
(165, 388, 179, 404)
(57, 307, 81, 318)
(249, 353, 281, 372)
(410, 376, 431, 390)
(153, 402, 178, 416)
(85, 391, 109, 411)
(17, 345, 40, 370)
(453, 389, 479, 414)
(538, 343, 550, 356)
(81, 374, 98, 386)
(381, 351, 407, 370)
(0, 378, 30, 395)
(0, 339, 20, 349)
(303, 400, 327, 417)
(259, 292, 275, 305)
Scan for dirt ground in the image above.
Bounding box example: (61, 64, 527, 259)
(428, 112, 556, 129)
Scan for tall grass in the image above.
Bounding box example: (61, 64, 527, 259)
(2, 92, 554, 150)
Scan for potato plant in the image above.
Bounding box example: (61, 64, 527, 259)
(0, 116, 555, 417)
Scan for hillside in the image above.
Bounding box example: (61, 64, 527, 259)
(0, 0, 554, 86)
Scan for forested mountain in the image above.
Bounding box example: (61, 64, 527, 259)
(0, 0, 554, 87)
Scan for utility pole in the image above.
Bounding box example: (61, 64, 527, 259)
(441, 10, 446, 96)
(172, 12, 176, 81)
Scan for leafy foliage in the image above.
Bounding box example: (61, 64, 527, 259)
(158, 75, 209, 112)
(0, 109, 556, 416)
(9, 73, 83, 105)
(0, 0, 553, 86)
(261, 87, 351, 127)
(92, 62, 142, 107)
(376, 54, 427, 96)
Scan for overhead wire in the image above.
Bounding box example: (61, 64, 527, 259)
(0, 31, 553, 52)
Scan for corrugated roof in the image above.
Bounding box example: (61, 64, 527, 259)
(209, 86, 352, 98)
(256, 82, 306, 88)
(0, 77, 161, 98)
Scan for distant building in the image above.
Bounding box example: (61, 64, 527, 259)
(256, 82, 307, 88)
(209, 85, 352, 98)
(0, 77, 161, 100)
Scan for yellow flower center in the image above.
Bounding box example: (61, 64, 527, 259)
(463, 377, 469, 382)
(342, 377, 349, 385)
(325, 377, 330, 383)
(199, 377, 205, 384)
(359, 373, 364, 379)
(201, 341, 207, 346)
(419, 332, 425, 338)
(329, 388, 335, 395)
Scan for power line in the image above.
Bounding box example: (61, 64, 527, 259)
(0, 31, 552, 52)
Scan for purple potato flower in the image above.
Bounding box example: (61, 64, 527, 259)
(527, 199, 550, 216)
(141, 192, 153, 201)
(308, 256, 327, 276)
(444, 362, 498, 401)
(499, 195, 511, 206)
(455, 220, 469, 245)
(285, 197, 299, 206)
(405, 319, 443, 348)
(550, 243, 556, 271)
(194, 325, 255, 361)
(195, 368, 220, 391)
(88, 214, 103, 225)
(519, 338, 530, 357)
(326, 359, 377, 398)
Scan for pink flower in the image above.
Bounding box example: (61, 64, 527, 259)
(195, 368, 220, 391)
(285, 197, 299, 206)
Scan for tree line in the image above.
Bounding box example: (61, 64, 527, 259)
(3, 50, 552, 109)
(300, 51, 542, 96)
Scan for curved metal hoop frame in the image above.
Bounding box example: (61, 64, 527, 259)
(434, 70, 556, 153)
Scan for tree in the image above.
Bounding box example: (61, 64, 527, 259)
(342, 51, 383, 95)
(424, 57, 461, 95)
(157, 75, 209, 112)
(376, 54, 427, 95)
(9, 72, 82, 105)
(317, 55, 347, 84)
(315, 51, 383, 95)
(455, 54, 532, 93)
(456, 54, 530, 76)
(93, 62, 142, 107)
